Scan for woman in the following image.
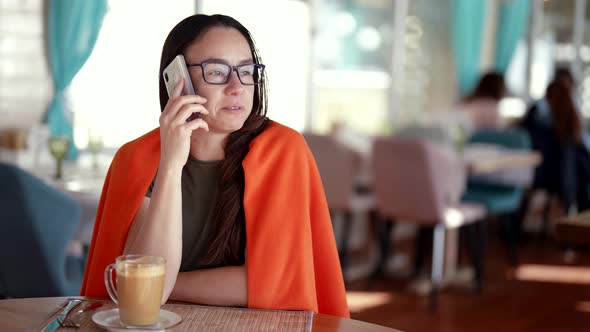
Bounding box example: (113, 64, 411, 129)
(520, 67, 576, 132)
(81, 14, 348, 317)
(546, 80, 582, 145)
(545, 79, 590, 211)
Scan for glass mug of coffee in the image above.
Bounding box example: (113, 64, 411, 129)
(104, 255, 166, 326)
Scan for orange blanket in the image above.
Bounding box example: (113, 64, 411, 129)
(80, 121, 349, 317)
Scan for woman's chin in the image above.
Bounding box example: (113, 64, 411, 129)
(209, 122, 247, 135)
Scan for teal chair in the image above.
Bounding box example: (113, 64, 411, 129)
(461, 129, 531, 265)
(0, 163, 84, 297)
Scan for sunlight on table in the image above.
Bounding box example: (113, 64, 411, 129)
(346, 291, 393, 312)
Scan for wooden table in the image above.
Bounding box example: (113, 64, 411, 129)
(0, 297, 400, 332)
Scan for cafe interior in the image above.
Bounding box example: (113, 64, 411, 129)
(1, 0, 590, 331)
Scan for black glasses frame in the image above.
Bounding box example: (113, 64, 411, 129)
(186, 62, 265, 85)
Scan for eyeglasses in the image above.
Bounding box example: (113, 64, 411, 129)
(186, 62, 265, 85)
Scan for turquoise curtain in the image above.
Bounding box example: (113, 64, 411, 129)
(451, 0, 486, 96)
(494, 0, 530, 73)
(46, 0, 107, 158)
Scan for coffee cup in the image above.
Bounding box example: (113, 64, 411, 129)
(104, 255, 166, 326)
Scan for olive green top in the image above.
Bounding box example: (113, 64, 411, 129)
(146, 157, 225, 271)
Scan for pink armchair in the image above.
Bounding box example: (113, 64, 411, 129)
(304, 133, 375, 276)
(371, 137, 487, 304)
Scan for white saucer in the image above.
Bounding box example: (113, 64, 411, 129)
(92, 309, 182, 331)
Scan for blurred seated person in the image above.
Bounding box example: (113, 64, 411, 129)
(520, 76, 590, 212)
(520, 68, 575, 129)
(459, 72, 506, 131)
(521, 67, 590, 152)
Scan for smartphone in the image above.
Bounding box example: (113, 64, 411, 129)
(163, 54, 200, 120)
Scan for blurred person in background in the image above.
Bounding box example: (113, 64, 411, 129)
(520, 67, 576, 132)
(459, 72, 506, 131)
(545, 79, 590, 212)
(520, 73, 590, 215)
(522, 67, 590, 153)
(546, 79, 582, 147)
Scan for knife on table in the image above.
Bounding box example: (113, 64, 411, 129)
(43, 299, 82, 332)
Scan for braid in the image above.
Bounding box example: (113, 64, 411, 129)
(201, 117, 268, 265)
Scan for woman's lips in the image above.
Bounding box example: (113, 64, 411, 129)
(221, 105, 244, 112)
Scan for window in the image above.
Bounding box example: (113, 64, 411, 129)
(200, 0, 310, 132)
(69, 0, 194, 148)
(71, 0, 310, 149)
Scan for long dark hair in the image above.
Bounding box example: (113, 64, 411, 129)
(546, 79, 582, 144)
(465, 72, 506, 102)
(158, 14, 269, 265)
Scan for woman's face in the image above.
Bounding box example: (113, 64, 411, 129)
(184, 27, 255, 135)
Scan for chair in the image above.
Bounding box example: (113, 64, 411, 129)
(0, 163, 84, 297)
(371, 138, 486, 304)
(461, 129, 531, 264)
(304, 134, 375, 275)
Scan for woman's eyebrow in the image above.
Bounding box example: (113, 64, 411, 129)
(203, 58, 255, 65)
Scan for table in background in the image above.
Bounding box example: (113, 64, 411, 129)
(0, 297, 400, 332)
(462, 143, 542, 175)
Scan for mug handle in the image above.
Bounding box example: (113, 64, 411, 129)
(104, 263, 119, 305)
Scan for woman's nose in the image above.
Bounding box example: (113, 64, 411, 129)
(225, 71, 244, 95)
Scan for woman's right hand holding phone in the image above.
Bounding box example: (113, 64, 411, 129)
(159, 79, 209, 172)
